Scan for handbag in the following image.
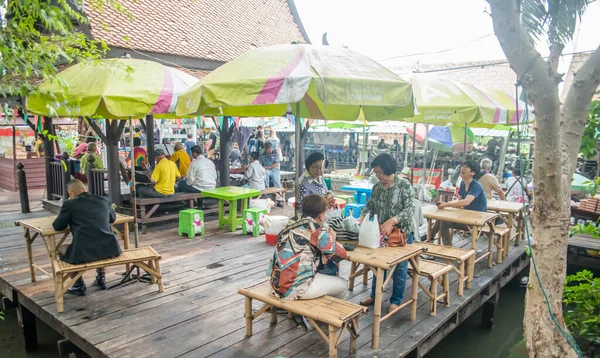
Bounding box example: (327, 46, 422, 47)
(387, 228, 407, 247)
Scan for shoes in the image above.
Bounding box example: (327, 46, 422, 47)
(360, 297, 375, 306)
(293, 314, 313, 331)
(93, 271, 107, 290)
(276, 202, 283, 208)
(67, 277, 87, 296)
(389, 303, 399, 314)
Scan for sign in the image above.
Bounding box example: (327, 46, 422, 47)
(359, 151, 368, 163)
(411, 168, 443, 188)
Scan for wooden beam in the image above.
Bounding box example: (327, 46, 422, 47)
(146, 115, 155, 168)
(219, 116, 231, 187)
(17, 303, 38, 351)
(87, 118, 107, 144)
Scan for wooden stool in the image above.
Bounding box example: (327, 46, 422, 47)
(409, 259, 452, 316)
(481, 224, 510, 264)
(178, 209, 204, 238)
(242, 208, 268, 237)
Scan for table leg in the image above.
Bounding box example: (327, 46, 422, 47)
(24, 228, 36, 282)
(410, 254, 419, 321)
(371, 267, 384, 349)
(242, 197, 249, 212)
(48, 235, 57, 263)
(123, 222, 131, 272)
(427, 219, 433, 242)
(229, 199, 238, 232)
(506, 213, 514, 258)
(218, 200, 225, 229)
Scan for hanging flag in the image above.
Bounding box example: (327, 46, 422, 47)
(216, 116, 223, 129)
(176, 118, 182, 129)
(234, 117, 241, 127)
(36, 115, 42, 133)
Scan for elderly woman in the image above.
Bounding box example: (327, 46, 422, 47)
(297, 152, 336, 212)
(359, 154, 415, 313)
(268, 195, 348, 300)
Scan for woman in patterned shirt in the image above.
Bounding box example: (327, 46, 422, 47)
(358, 154, 415, 313)
(297, 152, 336, 212)
(268, 195, 348, 300)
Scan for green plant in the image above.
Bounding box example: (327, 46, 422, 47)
(580, 101, 600, 160)
(563, 270, 600, 350)
(570, 221, 600, 238)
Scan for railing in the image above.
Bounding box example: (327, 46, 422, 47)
(89, 168, 108, 196)
(48, 153, 71, 200)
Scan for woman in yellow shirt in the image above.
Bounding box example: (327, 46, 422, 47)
(169, 142, 192, 176)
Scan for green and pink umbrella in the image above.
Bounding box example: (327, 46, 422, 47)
(407, 124, 475, 151)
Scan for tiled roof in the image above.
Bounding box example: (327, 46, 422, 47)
(174, 68, 211, 80)
(84, 0, 308, 63)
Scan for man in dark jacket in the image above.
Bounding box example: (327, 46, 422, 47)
(53, 179, 122, 295)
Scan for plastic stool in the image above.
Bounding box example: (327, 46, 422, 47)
(344, 203, 366, 219)
(335, 195, 355, 204)
(243, 208, 268, 236)
(178, 209, 204, 238)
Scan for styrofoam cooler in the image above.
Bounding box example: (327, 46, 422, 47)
(263, 215, 290, 245)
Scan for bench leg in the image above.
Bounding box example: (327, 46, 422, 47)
(328, 325, 338, 358)
(443, 273, 450, 306)
(349, 317, 358, 354)
(140, 205, 148, 234)
(429, 278, 438, 316)
(466, 256, 475, 289)
(244, 297, 253, 337)
(457, 261, 465, 296)
(270, 306, 278, 326)
(148, 260, 157, 284)
(55, 273, 64, 313)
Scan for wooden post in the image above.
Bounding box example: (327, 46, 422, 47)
(86, 154, 97, 195)
(219, 116, 231, 187)
(105, 120, 126, 206)
(43, 116, 55, 200)
(481, 291, 500, 329)
(146, 115, 155, 169)
(61, 152, 71, 199)
(17, 303, 38, 351)
(17, 162, 30, 213)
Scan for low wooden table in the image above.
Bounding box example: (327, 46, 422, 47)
(486, 200, 526, 257)
(200, 186, 261, 232)
(423, 206, 499, 267)
(345, 243, 425, 349)
(15, 214, 134, 282)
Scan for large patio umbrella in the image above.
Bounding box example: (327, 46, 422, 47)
(176, 44, 415, 215)
(404, 75, 531, 126)
(26, 58, 199, 247)
(407, 124, 475, 151)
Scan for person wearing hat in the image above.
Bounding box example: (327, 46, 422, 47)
(137, 148, 180, 197)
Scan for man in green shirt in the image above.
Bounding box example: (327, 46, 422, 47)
(81, 142, 104, 175)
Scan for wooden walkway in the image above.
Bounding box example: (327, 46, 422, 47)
(0, 207, 528, 358)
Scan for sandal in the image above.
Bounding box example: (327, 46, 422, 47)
(360, 297, 375, 306)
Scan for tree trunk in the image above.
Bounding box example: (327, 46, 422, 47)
(488, 2, 600, 357)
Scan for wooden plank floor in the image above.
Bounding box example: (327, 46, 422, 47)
(0, 207, 527, 358)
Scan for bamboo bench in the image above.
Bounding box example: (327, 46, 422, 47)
(258, 187, 288, 206)
(413, 242, 476, 296)
(409, 259, 452, 316)
(238, 279, 366, 358)
(53, 247, 163, 313)
(135, 192, 204, 233)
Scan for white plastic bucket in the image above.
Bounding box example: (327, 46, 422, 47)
(263, 215, 290, 245)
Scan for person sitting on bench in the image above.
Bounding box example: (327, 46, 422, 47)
(267, 194, 348, 300)
(170, 141, 192, 177)
(52, 179, 122, 295)
(179, 145, 217, 194)
(137, 149, 180, 198)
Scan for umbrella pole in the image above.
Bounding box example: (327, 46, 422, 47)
(463, 123, 468, 160)
(411, 123, 417, 184)
(423, 124, 429, 183)
(294, 103, 301, 218)
(130, 118, 139, 248)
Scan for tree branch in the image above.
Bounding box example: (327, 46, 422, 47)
(87, 118, 107, 143)
(548, 43, 565, 78)
(561, 46, 600, 177)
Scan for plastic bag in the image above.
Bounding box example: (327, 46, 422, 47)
(358, 214, 380, 249)
(324, 207, 342, 222)
(250, 198, 275, 213)
(342, 216, 360, 233)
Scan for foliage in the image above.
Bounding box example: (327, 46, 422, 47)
(0, 0, 132, 97)
(580, 101, 600, 159)
(570, 221, 600, 238)
(563, 270, 600, 348)
(520, 0, 593, 46)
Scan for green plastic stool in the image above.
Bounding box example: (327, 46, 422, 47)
(178, 209, 204, 239)
(242, 208, 268, 237)
(335, 194, 355, 204)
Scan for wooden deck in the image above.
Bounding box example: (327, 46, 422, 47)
(568, 234, 600, 270)
(0, 207, 528, 358)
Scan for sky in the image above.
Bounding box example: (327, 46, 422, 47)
(294, 0, 600, 69)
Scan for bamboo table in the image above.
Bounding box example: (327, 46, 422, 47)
(15, 214, 134, 282)
(422, 206, 499, 268)
(345, 243, 425, 349)
(486, 200, 526, 257)
(200, 186, 261, 232)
